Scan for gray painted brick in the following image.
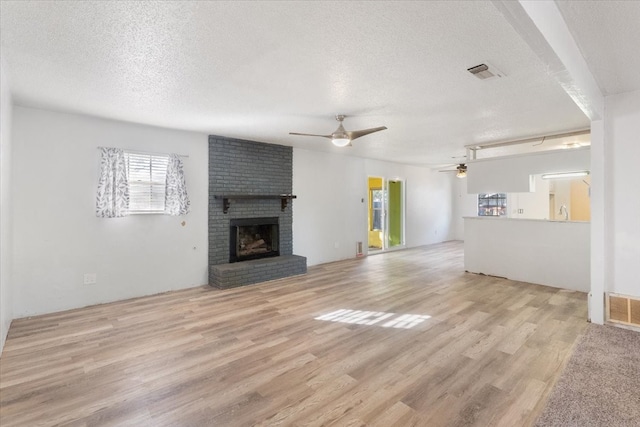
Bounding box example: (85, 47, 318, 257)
(208, 135, 304, 288)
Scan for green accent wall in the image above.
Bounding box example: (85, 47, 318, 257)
(388, 180, 402, 247)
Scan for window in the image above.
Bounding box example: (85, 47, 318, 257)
(124, 151, 169, 214)
(370, 189, 384, 230)
(478, 193, 507, 216)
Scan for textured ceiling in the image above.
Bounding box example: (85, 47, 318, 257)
(557, 0, 640, 96)
(0, 1, 594, 165)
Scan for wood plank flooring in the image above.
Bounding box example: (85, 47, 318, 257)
(0, 241, 588, 426)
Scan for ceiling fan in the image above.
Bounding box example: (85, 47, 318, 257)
(289, 115, 387, 147)
(439, 163, 467, 178)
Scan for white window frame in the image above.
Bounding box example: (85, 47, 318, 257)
(478, 193, 507, 217)
(124, 151, 169, 215)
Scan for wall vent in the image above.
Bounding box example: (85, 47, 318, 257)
(467, 62, 505, 80)
(607, 293, 640, 328)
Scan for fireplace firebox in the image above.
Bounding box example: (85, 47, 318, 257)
(229, 217, 279, 263)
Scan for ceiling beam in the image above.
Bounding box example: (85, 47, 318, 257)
(464, 128, 590, 151)
(492, 0, 604, 121)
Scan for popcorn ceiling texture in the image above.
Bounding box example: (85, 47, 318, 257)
(555, 1, 640, 95)
(0, 1, 592, 165)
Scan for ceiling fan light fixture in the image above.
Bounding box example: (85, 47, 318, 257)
(332, 137, 351, 147)
(290, 114, 386, 147)
(456, 169, 467, 178)
(331, 120, 351, 147)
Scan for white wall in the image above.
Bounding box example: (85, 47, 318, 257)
(549, 179, 571, 220)
(589, 120, 606, 323)
(467, 148, 590, 193)
(9, 108, 458, 318)
(292, 149, 367, 266)
(0, 59, 14, 353)
(364, 159, 456, 246)
(465, 217, 590, 292)
(11, 107, 209, 317)
(508, 175, 551, 220)
(605, 90, 640, 297)
(450, 174, 477, 240)
(453, 149, 591, 242)
(293, 148, 454, 266)
(452, 173, 553, 241)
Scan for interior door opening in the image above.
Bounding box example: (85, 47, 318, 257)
(368, 177, 384, 251)
(367, 177, 404, 253)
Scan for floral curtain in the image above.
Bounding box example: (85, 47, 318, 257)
(96, 147, 129, 218)
(164, 154, 190, 216)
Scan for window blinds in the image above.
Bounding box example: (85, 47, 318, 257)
(124, 152, 169, 214)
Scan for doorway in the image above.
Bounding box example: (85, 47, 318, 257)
(367, 177, 405, 252)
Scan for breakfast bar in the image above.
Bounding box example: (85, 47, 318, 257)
(464, 216, 590, 292)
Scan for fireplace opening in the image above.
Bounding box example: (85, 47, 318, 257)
(230, 217, 279, 263)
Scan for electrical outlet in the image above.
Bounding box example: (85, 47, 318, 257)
(83, 273, 97, 285)
(518, 209, 524, 214)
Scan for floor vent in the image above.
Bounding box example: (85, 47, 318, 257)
(607, 293, 640, 327)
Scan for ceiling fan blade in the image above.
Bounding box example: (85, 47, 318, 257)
(347, 126, 388, 141)
(289, 132, 333, 139)
(438, 163, 467, 173)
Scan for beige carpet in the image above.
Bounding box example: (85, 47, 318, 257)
(535, 324, 640, 426)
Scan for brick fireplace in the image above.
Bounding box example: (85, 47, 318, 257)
(208, 136, 306, 289)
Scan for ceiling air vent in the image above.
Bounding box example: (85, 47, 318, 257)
(467, 63, 505, 80)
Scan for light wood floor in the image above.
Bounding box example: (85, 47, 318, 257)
(0, 241, 588, 426)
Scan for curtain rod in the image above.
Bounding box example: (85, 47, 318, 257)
(97, 147, 189, 158)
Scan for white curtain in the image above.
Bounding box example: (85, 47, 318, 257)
(164, 154, 190, 216)
(96, 147, 129, 218)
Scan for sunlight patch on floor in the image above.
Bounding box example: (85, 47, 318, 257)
(315, 309, 430, 329)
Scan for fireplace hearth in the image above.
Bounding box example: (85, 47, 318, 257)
(229, 217, 279, 263)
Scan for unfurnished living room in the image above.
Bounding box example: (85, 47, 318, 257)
(1, 1, 639, 426)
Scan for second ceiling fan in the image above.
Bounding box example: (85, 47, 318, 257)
(439, 163, 467, 178)
(290, 115, 387, 147)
